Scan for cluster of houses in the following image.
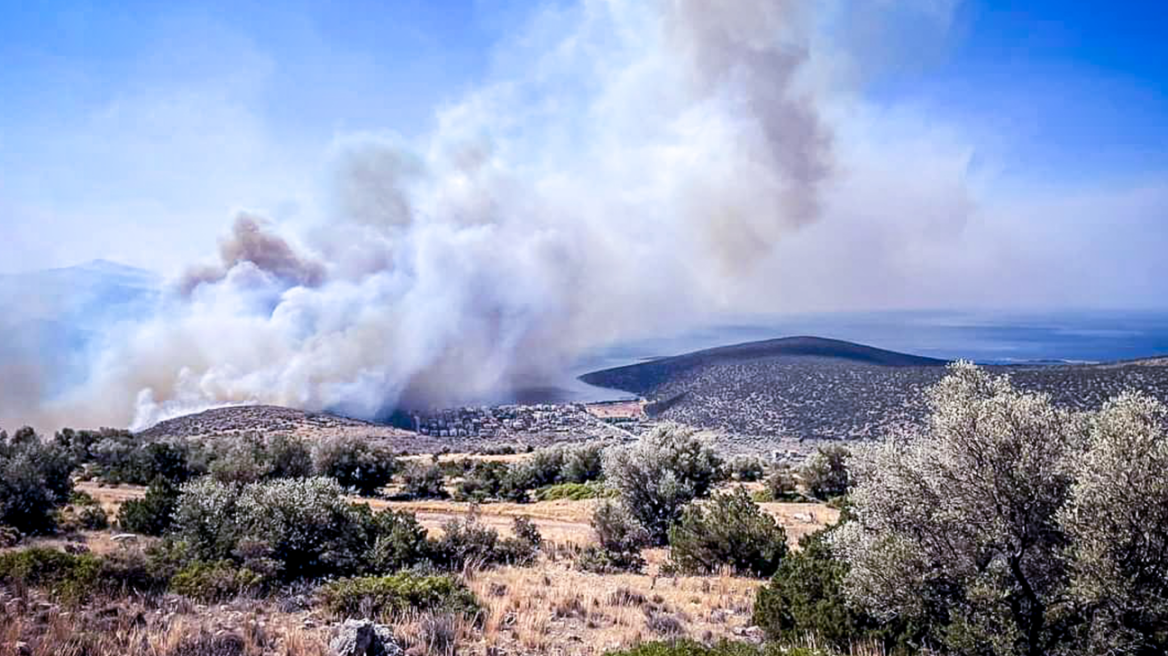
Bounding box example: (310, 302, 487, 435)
(410, 403, 604, 439)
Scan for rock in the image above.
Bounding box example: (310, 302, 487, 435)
(13, 642, 31, 656)
(111, 533, 138, 543)
(329, 619, 403, 656)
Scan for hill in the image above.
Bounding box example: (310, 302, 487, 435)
(580, 336, 1168, 443)
(580, 335, 946, 395)
(137, 405, 406, 441)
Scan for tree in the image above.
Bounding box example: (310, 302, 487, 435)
(832, 362, 1086, 656)
(668, 487, 787, 578)
(602, 424, 724, 544)
(0, 428, 75, 534)
(313, 436, 399, 496)
(800, 445, 850, 500)
(1059, 392, 1168, 655)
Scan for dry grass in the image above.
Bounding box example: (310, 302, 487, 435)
(465, 554, 762, 655)
(76, 481, 838, 549)
(0, 593, 330, 656)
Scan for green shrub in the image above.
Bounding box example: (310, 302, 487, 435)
(580, 501, 648, 573)
(452, 461, 511, 502)
(401, 462, 449, 499)
(172, 477, 377, 579)
(602, 424, 724, 545)
(313, 436, 399, 496)
(0, 547, 168, 603)
(752, 528, 907, 653)
(370, 510, 432, 573)
(321, 573, 481, 619)
(668, 487, 788, 578)
(0, 428, 76, 534)
(118, 482, 181, 536)
(533, 481, 610, 502)
(171, 560, 268, 601)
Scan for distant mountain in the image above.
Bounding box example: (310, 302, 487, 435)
(580, 335, 947, 396)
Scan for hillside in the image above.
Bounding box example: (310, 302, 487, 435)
(136, 405, 408, 441)
(581, 336, 1168, 442)
(580, 335, 946, 394)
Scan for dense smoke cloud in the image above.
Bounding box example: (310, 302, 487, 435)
(40, 0, 967, 429)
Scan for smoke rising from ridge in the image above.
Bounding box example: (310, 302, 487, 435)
(39, 0, 966, 429)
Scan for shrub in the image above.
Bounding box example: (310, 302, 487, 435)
(95, 439, 198, 486)
(207, 433, 314, 485)
(800, 445, 850, 501)
(369, 510, 432, 573)
(433, 511, 500, 569)
(58, 491, 110, 531)
(668, 487, 787, 578)
(313, 436, 399, 496)
(321, 573, 481, 619)
(602, 424, 723, 544)
(753, 529, 893, 652)
(172, 476, 376, 579)
(761, 464, 800, 501)
(580, 501, 649, 573)
(831, 362, 1155, 655)
(728, 456, 765, 482)
(495, 516, 542, 566)
(0, 428, 76, 534)
(118, 481, 181, 536)
(533, 481, 610, 501)
(171, 560, 268, 601)
(401, 462, 449, 499)
(0, 547, 168, 603)
(560, 442, 606, 483)
(452, 461, 512, 502)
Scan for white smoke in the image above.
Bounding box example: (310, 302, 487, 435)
(47, 0, 969, 429)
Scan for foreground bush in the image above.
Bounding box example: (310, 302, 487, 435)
(0, 547, 168, 603)
(173, 477, 374, 579)
(753, 529, 903, 652)
(579, 500, 649, 573)
(321, 573, 481, 619)
(603, 424, 724, 544)
(0, 428, 75, 534)
(170, 560, 268, 601)
(117, 481, 180, 535)
(834, 362, 1168, 655)
(668, 487, 787, 578)
(433, 512, 542, 569)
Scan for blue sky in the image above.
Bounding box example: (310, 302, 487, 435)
(0, 0, 1166, 306)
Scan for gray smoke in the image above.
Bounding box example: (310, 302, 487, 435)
(39, 0, 964, 430)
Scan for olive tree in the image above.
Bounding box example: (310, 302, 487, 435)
(833, 362, 1121, 656)
(1059, 392, 1168, 655)
(602, 423, 723, 545)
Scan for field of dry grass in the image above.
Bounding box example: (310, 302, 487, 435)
(75, 481, 838, 549)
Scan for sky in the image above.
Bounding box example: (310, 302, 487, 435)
(1, 1, 1166, 295)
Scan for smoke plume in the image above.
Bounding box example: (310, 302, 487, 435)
(39, 0, 958, 429)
